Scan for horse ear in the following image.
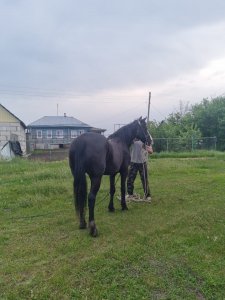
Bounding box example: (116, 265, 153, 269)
(142, 117, 147, 122)
(139, 116, 142, 121)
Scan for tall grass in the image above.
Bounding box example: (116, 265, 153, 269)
(0, 154, 225, 299)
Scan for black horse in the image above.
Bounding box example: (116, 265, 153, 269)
(69, 117, 152, 237)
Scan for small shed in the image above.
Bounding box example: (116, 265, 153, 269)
(0, 104, 27, 153)
(0, 141, 23, 160)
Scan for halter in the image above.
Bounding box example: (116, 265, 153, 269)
(148, 131, 154, 145)
(137, 120, 153, 145)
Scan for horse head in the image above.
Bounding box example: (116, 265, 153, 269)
(135, 116, 153, 145)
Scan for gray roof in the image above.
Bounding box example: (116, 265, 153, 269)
(28, 116, 91, 128)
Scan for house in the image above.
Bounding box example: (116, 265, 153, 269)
(0, 104, 27, 153)
(27, 114, 105, 150)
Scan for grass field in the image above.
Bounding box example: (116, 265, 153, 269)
(0, 154, 225, 299)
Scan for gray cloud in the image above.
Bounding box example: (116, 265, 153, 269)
(1, 0, 225, 132)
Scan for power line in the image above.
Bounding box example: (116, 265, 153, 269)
(0, 91, 148, 103)
(0, 85, 148, 101)
(150, 103, 168, 120)
(89, 101, 147, 126)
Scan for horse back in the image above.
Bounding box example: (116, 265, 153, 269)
(69, 133, 108, 176)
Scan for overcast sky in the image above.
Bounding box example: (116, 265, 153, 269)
(1, 0, 225, 134)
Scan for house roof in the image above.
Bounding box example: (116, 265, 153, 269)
(28, 116, 92, 128)
(0, 103, 26, 128)
(90, 127, 106, 133)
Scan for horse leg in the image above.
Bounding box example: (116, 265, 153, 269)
(120, 171, 128, 211)
(73, 179, 87, 229)
(79, 206, 87, 229)
(88, 176, 102, 237)
(108, 174, 116, 212)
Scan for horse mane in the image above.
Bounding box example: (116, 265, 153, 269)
(108, 120, 137, 145)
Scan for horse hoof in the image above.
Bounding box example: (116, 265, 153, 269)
(79, 221, 87, 229)
(89, 221, 98, 237)
(90, 226, 98, 237)
(90, 227, 98, 237)
(122, 206, 128, 211)
(108, 207, 115, 213)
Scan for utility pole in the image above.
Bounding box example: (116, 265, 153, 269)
(147, 91, 151, 124)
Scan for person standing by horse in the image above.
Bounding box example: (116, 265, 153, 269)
(126, 139, 153, 201)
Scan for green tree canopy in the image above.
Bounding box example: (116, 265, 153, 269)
(149, 96, 225, 151)
(191, 97, 225, 150)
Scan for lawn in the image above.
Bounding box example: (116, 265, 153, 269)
(0, 154, 225, 299)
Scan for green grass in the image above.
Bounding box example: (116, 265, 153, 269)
(0, 155, 225, 299)
(151, 150, 223, 159)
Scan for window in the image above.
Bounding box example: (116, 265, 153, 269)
(71, 130, 78, 138)
(56, 130, 64, 139)
(47, 130, 52, 139)
(37, 130, 42, 138)
(71, 129, 85, 138)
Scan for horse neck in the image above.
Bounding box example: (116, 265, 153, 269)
(109, 123, 137, 147)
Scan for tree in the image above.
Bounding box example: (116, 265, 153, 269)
(148, 97, 225, 152)
(191, 97, 225, 150)
(149, 109, 201, 152)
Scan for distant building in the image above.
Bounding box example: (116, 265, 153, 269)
(27, 114, 105, 150)
(0, 104, 27, 153)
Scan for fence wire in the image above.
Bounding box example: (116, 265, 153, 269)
(153, 137, 217, 152)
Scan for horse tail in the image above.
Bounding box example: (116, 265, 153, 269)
(69, 143, 87, 215)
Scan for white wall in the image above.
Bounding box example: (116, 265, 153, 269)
(0, 122, 26, 153)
